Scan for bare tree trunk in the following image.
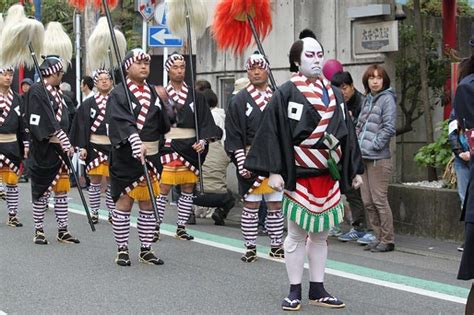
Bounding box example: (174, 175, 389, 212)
(413, 0, 437, 181)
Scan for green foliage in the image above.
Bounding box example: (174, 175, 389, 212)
(414, 120, 453, 168)
(406, 0, 474, 17)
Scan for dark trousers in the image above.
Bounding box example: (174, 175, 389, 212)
(193, 190, 235, 217)
(345, 188, 367, 231)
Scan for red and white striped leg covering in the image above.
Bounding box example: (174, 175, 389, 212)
(137, 210, 156, 249)
(6, 184, 18, 216)
(54, 193, 69, 229)
(33, 196, 48, 230)
(266, 210, 284, 247)
(177, 192, 193, 227)
(241, 207, 259, 247)
(88, 183, 101, 215)
(112, 209, 130, 248)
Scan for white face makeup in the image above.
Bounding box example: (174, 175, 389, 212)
(298, 37, 324, 78)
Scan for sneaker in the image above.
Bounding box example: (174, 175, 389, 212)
(139, 247, 164, 265)
(281, 297, 301, 311)
(57, 230, 80, 244)
(34, 229, 48, 245)
(7, 215, 23, 227)
(457, 243, 464, 252)
(357, 232, 376, 245)
(338, 228, 365, 242)
(175, 226, 194, 240)
(371, 243, 395, 253)
(241, 246, 257, 263)
(309, 296, 345, 308)
(91, 213, 99, 225)
(328, 226, 343, 237)
(269, 247, 285, 259)
(115, 247, 131, 266)
(211, 208, 226, 226)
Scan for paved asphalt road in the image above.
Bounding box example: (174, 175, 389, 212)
(0, 183, 471, 314)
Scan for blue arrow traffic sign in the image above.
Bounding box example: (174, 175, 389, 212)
(148, 26, 183, 47)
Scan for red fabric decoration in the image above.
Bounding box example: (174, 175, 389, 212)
(212, 0, 272, 55)
(68, 0, 118, 11)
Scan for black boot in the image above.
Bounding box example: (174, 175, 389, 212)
(241, 246, 257, 263)
(139, 247, 164, 265)
(115, 246, 131, 267)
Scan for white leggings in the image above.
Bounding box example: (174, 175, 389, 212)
(284, 219, 329, 284)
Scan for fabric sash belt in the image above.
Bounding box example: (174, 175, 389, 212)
(165, 127, 196, 140)
(90, 134, 111, 145)
(0, 133, 16, 143)
(144, 141, 159, 156)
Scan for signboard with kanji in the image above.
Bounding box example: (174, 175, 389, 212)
(353, 20, 398, 54)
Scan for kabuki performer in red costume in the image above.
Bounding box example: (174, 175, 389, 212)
(225, 51, 284, 262)
(106, 48, 170, 266)
(245, 30, 363, 311)
(70, 69, 115, 224)
(0, 65, 29, 228)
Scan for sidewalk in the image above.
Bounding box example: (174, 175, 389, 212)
(218, 203, 464, 262)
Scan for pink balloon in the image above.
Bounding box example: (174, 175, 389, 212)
(323, 59, 343, 81)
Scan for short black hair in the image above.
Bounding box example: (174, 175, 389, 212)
(331, 71, 353, 87)
(203, 89, 218, 108)
(195, 79, 212, 92)
(81, 76, 94, 90)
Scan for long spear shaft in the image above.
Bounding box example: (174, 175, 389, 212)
(247, 15, 277, 91)
(28, 43, 95, 232)
(107, 48, 116, 85)
(184, 0, 204, 194)
(101, 0, 160, 220)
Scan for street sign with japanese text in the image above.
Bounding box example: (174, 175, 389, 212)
(353, 20, 398, 54)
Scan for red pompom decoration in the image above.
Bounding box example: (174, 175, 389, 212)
(68, 0, 118, 11)
(212, 0, 272, 55)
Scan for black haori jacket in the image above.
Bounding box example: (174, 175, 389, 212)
(225, 88, 267, 197)
(25, 82, 70, 201)
(0, 91, 28, 171)
(453, 73, 474, 223)
(244, 80, 363, 194)
(161, 90, 222, 170)
(69, 94, 111, 168)
(106, 83, 170, 202)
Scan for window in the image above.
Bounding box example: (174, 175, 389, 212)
(218, 76, 235, 111)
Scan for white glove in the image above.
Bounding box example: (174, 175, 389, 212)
(352, 174, 363, 190)
(268, 173, 284, 192)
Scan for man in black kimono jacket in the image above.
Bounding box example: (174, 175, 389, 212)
(106, 49, 170, 266)
(25, 56, 79, 245)
(70, 69, 114, 224)
(245, 30, 363, 311)
(0, 65, 28, 227)
(225, 52, 284, 263)
(154, 53, 220, 242)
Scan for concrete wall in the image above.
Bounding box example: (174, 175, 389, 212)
(389, 184, 464, 241)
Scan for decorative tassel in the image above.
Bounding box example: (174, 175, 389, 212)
(212, 0, 272, 55)
(68, 0, 118, 11)
(42, 22, 73, 71)
(87, 16, 127, 70)
(0, 4, 44, 68)
(166, 0, 208, 40)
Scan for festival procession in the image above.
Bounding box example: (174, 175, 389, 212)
(0, 0, 473, 313)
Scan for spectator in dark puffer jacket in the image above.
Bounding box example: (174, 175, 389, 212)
(356, 64, 397, 253)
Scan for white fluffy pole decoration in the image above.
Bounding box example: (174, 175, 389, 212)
(166, 0, 208, 40)
(87, 16, 127, 70)
(42, 22, 73, 71)
(0, 14, 4, 36)
(0, 4, 44, 68)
